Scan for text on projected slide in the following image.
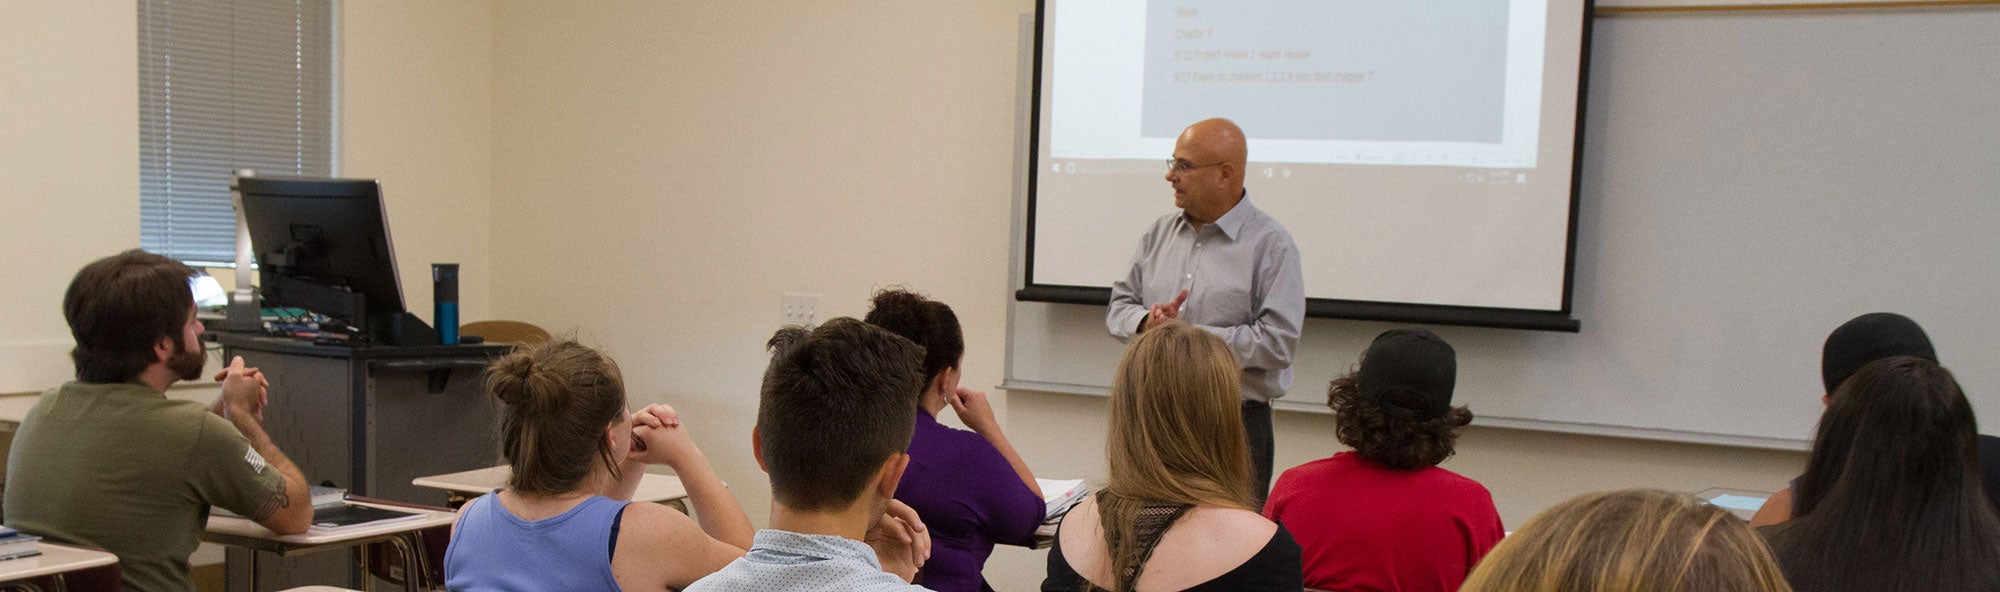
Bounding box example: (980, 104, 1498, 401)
(1142, 1, 1510, 145)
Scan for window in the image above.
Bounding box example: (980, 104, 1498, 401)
(139, 0, 334, 266)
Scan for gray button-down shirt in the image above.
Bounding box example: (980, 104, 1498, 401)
(684, 529, 934, 592)
(1107, 195, 1305, 403)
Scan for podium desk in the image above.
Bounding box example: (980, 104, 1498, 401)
(211, 332, 509, 591)
(211, 332, 511, 504)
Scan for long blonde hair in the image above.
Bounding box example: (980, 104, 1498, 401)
(1096, 321, 1257, 591)
(1461, 489, 1793, 592)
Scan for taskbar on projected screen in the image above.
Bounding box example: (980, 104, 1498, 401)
(1048, 149, 1536, 170)
(1043, 158, 1540, 187)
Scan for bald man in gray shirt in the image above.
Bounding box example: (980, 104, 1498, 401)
(1107, 118, 1306, 502)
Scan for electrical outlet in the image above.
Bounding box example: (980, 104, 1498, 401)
(781, 292, 822, 326)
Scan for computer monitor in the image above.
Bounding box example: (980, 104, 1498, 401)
(238, 175, 434, 345)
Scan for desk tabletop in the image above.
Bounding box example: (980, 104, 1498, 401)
(0, 542, 119, 581)
(0, 394, 37, 427)
(413, 465, 689, 504)
(204, 502, 457, 552)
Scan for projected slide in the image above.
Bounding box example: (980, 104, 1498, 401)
(1026, 0, 1586, 324)
(1140, 2, 1508, 144)
(1049, 0, 1547, 169)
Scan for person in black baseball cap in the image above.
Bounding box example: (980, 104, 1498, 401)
(1820, 312, 1937, 401)
(1752, 312, 2000, 528)
(1262, 328, 1505, 592)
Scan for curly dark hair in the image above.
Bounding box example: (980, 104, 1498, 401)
(1329, 370, 1473, 470)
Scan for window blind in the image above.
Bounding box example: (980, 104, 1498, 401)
(139, 0, 333, 266)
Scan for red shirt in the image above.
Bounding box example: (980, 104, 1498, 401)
(1263, 452, 1504, 592)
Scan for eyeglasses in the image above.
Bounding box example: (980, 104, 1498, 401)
(1166, 158, 1227, 173)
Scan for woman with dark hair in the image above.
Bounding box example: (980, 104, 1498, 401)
(864, 289, 1044, 592)
(443, 339, 754, 591)
(1760, 356, 2000, 592)
(1263, 328, 1503, 592)
(1042, 321, 1302, 592)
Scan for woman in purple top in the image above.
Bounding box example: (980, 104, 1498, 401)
(866, 289, 1046, 592)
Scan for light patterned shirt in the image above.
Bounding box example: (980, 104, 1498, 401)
(684, 529, 934, 592)
(1107, 194, 1306, 402)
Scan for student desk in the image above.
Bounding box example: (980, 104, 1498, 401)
(0, 543, 119, 592)
(1695, 488, 1773, 521)
(0, 395, 36, 428)
(413, 465, 692, 513)
(205, 502, 456, 592)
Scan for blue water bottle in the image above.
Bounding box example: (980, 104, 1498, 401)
(433, 263, 460, 345)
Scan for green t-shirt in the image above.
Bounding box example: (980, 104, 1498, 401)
(4, 381, 285, 592)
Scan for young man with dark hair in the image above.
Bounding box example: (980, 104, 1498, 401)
(1750, 312, 2000, 527)
(687, 317, 936, 591)
(1264, 328, 1504, 592)
(4, 250, 312, 592)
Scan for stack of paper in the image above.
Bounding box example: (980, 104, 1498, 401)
(309, 485, 348, 508)
(1034, 478, 1091, 539)
(213, 484, 348, 519)
(0, 527, 43, 561)
(1038, 478, 1089, 519)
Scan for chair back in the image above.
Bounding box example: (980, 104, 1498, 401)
(458, 320, 551, 346)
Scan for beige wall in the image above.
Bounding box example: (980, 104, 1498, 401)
(0, 2, 140, 393)
(338, 0, 496, 325)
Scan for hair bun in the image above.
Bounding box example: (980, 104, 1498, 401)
(487, 352, 541, 406)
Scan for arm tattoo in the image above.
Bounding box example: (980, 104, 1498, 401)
(247, 476, 291, 521)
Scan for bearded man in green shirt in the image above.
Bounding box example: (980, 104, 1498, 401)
(5, 250, 312, 592)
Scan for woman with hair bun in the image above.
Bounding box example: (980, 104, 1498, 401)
(443, 339, 753, 591)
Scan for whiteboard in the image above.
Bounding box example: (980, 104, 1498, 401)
(1005, 7, 2000, 448)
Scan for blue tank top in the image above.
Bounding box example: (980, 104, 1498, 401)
(444, 492, 630, 592)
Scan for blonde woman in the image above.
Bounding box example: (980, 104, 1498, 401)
(1041, 321, 1302, 592)
(1460, 489, 1792, 592)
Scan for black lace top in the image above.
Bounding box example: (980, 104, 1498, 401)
(1039, 500, 1303, 592)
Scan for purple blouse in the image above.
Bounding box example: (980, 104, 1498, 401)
(895, 410, 1045, 592)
